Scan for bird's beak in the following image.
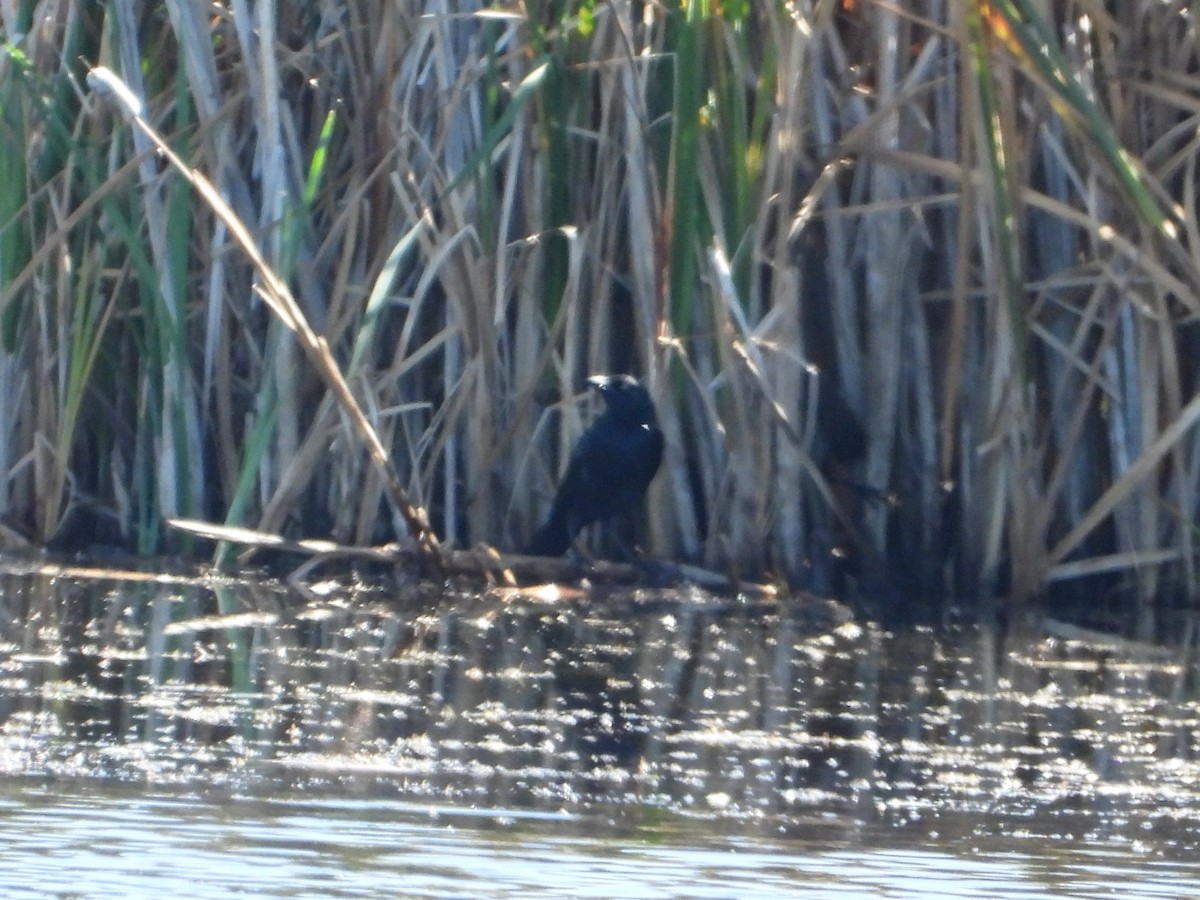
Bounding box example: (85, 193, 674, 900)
(586, 375, 610, 390)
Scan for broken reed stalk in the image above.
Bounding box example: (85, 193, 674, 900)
(86, 65, 443, 572)
(166, 516, 778, 598)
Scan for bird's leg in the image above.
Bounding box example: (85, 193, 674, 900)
(602, 516, 680, 584)
(564, 539, 594, 566)
(600, 514, 644, 563)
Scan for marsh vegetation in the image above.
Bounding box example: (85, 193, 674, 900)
(3, 2, 1200, 617)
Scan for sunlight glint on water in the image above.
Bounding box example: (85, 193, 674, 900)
(0, 569, 1198, 896)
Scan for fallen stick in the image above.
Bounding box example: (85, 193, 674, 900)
(166, 518, 778, 597)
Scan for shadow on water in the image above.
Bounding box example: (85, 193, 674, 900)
(1, 560, 1199, 861)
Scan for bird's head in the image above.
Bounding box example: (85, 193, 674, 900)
(588, 374, 657, 424)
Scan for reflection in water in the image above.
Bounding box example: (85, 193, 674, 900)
(0, 566, 1198, 858)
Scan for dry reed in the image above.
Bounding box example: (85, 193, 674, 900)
(3, 1, 1200, 617)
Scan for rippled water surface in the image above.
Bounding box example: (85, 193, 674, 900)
(0, 561, 1198, 897)
(3, 781, 1198, 899)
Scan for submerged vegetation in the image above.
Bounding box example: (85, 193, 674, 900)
(2, 1, 1200, 618)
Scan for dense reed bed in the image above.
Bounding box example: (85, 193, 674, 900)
(2, 1, 1200, 618)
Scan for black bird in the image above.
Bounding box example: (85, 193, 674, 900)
(529, 374, 664, 556)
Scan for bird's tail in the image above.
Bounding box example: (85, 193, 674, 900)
(527, 508, 571, 556)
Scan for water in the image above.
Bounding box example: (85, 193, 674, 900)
(0, 562, 1198, 897)
(2, 782, 1197, 898)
